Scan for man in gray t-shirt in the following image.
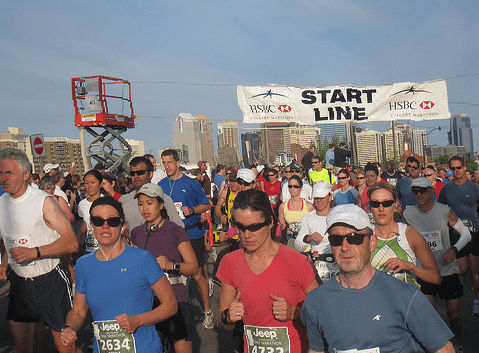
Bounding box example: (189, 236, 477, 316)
(438, 155, 479, 316)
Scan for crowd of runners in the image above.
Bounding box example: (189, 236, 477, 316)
(1, 145, 478, 353)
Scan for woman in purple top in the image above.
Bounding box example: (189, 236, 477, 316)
(131, 183, 199, 353)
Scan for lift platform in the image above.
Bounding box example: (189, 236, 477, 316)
(71, 75, 135, 173)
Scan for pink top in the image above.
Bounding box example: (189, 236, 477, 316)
(217, 245, 315, 353)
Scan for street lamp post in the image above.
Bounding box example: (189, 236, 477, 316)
(424, 126, 441, 167)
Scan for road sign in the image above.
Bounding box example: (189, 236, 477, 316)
(30, 134, 46, 157)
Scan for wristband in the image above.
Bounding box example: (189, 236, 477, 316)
(62, 325, 75, 333)
(35, 247, 41, 259)
(221, 309, 233, 325)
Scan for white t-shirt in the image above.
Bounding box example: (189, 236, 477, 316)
(0, 186, 60, 277)
(294, 210, 331, 254)
(281, 182, 312, 203)
(151, 169, 167, 184)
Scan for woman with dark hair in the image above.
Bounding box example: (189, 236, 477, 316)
(368, 183, 441, 289)
(360, 164, 385, 211)
(333, 169, 360, 206)
(77, 170, 105, 253)
(217, 189, 320, 353)
(130, 184, 198, 353)
(278, 175, 314, 247)
(61, 196, 177, 352)
(101, 172, 122, 200)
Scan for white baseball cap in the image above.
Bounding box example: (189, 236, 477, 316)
(135, 183, 165, 199)
(236, 168, 256, 183)
(312, 181, 331, 198)
(326, 204, 372, 232)
(43, 163, 59, 173)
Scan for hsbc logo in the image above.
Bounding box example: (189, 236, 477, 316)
(249, 104, 293, 114)
(19, 238, 28, 245)
(278, 105, 292, 113)
(419, 101, 434, 109)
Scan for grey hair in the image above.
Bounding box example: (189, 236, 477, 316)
(0, 148, 32, 174)
(39, 177, 55, 190)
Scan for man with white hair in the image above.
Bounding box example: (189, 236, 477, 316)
(302, 204, 454, 353)
(0, 148, 79, 353)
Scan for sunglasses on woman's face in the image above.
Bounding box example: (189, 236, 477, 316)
(236, 179, 253, 186)
(288, 185, 301, 189)
(231, 217, 272, 232)
(369, 200, 395, 208)
(90, 216, 123, 227)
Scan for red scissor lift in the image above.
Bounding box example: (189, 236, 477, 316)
(71, 75, 135, 173)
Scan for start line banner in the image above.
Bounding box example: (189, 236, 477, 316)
(237, 79, 450, 125)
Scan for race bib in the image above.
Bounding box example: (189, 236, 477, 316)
(93, 320, 136, 353)
(420, 230, 443, 252)
(3, 235, 35, 266)
(314, 258, 340, 282)
(244, 325, 290, 353)
(85, 230, 99, 253)
(174, 202, 185, 219)
(289, 222, 301, 235)
(268, 195, 279, 205)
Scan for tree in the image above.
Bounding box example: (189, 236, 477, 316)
(434, 154, 449, 166)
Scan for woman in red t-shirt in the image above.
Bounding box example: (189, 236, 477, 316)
(217, 189, 320, 353)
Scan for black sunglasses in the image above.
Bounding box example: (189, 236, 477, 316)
(285, 170, 292, 173)
(357, 176, 365, 180)
(236, 179, 253, 186)
(337, 176, 348, 180)
(288, 184, 301, 189)
(231, 217, 272, 232)
(406, 165, 419, 170)
(423, 173, 434, 177)
(369, 200, 395, 208)
(329, 232, 368, 247)
(129, 170, 148, 177)
(412, 188, 430, 195)
(91, 216, 123, 228)
(449, 166, 463, 171)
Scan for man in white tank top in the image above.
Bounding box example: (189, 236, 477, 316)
(0, 148, 79, 353)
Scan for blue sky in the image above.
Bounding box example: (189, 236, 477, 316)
(1, 1, 478, 154)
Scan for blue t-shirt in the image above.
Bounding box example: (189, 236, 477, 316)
(325, 149, 335, 165)
(159, 174, 210, 239)
(213, 174, 226, 192)
(302, 271, 453, 353)
(396, 177, 417, 208)
(333, 187, 358, 205)
(0, 186, 3, 197)
(438, 179, 479, 231)
(76, 246, 165, 353)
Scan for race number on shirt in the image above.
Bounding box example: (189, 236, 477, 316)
(420, 230, 443, 252)
(174, 202, 185, 219)
(244, 325, 290, 353)
(93, 320, 137, 353)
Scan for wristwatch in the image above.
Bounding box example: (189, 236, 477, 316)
(189, 207, 195, 215)
(221, 308, 232, 325)
(173, 261, 181, 271)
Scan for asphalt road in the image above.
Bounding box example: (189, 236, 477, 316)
(1, 249, 479, 352)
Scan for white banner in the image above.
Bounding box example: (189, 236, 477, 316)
(237, 79, 450, 125)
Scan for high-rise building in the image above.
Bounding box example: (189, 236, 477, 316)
(318, 123, 347, 143)
(448, 114, 474, 160)
(356, 130, 384, 167)
(260, 122, 291, 166)
(283, 124, 320, 162)
(241, 131, 261, 167)
(411, 129, 428, 156)
(125, 139, 145, 163)
(383, 130, 405, 161)
(218, 122, 240, 162)
(172, 113, 215, 165)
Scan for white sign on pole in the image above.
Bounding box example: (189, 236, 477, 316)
(237, 79, 450, 125)
(30, 134, 46, 157)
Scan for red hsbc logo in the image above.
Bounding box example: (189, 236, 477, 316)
(431, 232, 439, 237)
(419, 101, 434, 109)
(19, 238, 28, 245)
(278, 105, 292, 113)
